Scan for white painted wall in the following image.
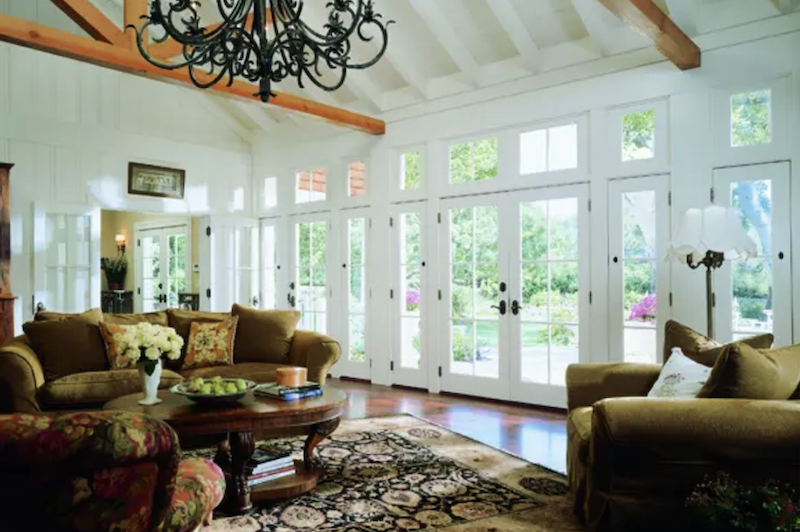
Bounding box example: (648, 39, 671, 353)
(0, 41, 253, 330)
(250, 17, 800, 388)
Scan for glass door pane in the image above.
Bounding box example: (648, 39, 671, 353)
(165, 230, 187, 309)
(347, 217, 367, 363)
(140, 232, 162, 312)
(293, 218, 328, 334)
(235, 224, 260, 307)
(261, 220, 279, 309)
(608, 176, 670, 364)
(715, 163, 792, 346)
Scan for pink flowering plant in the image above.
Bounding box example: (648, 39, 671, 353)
(629, 293, 657, 322)
(686, 472, 800, 532)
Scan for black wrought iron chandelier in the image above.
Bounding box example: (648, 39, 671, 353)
(131, 0, 392, 102)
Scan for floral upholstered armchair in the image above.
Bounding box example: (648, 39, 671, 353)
(0, 411, 225, 532)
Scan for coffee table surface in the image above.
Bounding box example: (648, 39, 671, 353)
(104, 386, 347, 435)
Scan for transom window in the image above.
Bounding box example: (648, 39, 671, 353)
(263, 176, 277, 209)
(449, 138, 498, 184)
(520, 123, 578, 174)
(731, 90, 772, 147)
(400, 151, 422, 191)
(348, 161, 366, 197)
(622, 109, 655, 161)
(295, 168, 327, 204)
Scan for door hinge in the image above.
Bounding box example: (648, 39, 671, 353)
(137, 239, 141, 247)
(390, 289, 394, 299)
(438, 366, 442, 377)
(329, 287, 333, 298)
(369, 359, 373, 368)
(589, 291, 593, 304)
(206, 288, 211, 298)
(437, 212, 442, 224)
(712, 292, 716, 307)
(390, 361, 394, 371)
(438, 289, 442, 301)
(389, 217, 393, 227)
(668, 191, 672, 206)
(206, 226, 211, 237)
(137, 287, 141, 295)
(710, 187, 715, 203)
(369, 218, 372, 229)
(669, 292, 673, 306)
(588, 199, 592, 212)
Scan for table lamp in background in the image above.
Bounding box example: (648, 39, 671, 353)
(667, 205, 757, 338)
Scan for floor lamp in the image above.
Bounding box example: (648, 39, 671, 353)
(667, 205, 757, 339)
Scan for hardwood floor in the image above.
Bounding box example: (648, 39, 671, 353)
(329, 379, 568, 474)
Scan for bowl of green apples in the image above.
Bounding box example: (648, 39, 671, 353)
(171, 376, 257, 406)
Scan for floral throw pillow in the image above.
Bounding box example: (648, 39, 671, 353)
(100, 322, 138, 370)
(648, 347, 712, 398)
(183, 317, 239, 369)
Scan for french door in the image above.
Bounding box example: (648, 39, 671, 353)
(439, 185, 591, 407)
(608, 176, 671, 364)
(259, 217, 286, 310)
(199, 216, 259, 311)
(391, 203, 429, 389)
(713, 163, 792, 347)
(289, 213, 332, 335)
(337, 208, 371, 380)
(33, 202, 101, 314)
(135, 223, 191, 312)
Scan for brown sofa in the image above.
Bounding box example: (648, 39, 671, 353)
(567, 363, 800, 532)
(0, 307, 340, 414)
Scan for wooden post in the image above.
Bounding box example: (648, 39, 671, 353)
(0, 163, 16, 346)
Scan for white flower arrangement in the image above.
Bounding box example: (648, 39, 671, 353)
(115, 322, 184, 375)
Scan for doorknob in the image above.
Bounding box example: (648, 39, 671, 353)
(287, 294, 296, 307)
(35, 302, 46, 315)
(490, 300, 507, 315)
(251, 295, 260, 307)
(289, 281, 295, 290)
(511, 300, 523, 315)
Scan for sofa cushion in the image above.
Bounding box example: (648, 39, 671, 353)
(231, 304, 301, 364)
(698, 343, 800, 400)
(180, 362, 284, 383)
(647, 348, 712, 398)
(663, 319, 773, 367)
(39, 369, 183, 407)
(183, 317, 239, 370)
(167, 310, 230, 368)
(104, 312, 169, 326)
(22, 309, 106, 382)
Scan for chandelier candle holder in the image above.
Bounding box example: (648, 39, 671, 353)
(130, 0, 393, 102)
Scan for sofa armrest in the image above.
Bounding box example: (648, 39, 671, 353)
(288, 330, 341, 385)
(566, 363, 661, 412)
(593, 398, 800, 458)
(0, 337, 45, 413)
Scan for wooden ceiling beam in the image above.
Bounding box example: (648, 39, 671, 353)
(595, 0, 701, 70)
(0, 13, 385, 135)
(124, 0, 148, 49)
(48, 0, 128, 47)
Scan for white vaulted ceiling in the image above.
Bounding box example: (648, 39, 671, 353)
(6, 0, 800, 138)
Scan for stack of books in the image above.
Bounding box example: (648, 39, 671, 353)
(247, 449, 295, 487)
(255, 382, 323, 401)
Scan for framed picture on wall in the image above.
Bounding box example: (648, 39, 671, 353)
(128, 162, 186, 199)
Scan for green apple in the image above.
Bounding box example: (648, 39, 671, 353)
(235, 379, 247, 392)
(225, 382, 238, 394)
(211, 376, 223, 385)
(200, 384, 213, 395)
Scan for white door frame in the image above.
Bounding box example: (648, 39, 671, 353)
(289, 212, 334, 336)
(259, 216, 288, 311)
(607, 175, 671, 364)
(33, 201, 101, 314)
(133, 218, 192, 313)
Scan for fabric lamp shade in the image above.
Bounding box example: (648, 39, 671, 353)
(667, 205, 758, 262)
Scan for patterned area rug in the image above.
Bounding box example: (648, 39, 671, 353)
(195, 415, 581, 532)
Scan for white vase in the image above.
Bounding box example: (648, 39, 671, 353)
(138, 359, 163, 405)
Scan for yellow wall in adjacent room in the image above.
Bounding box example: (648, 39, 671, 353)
(101, 210, 199, 293)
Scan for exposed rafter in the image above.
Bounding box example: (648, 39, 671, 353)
(123, 0, 147, 49)
(486, 0, 542, 73)
(195, 94, 252, 140)
(405, 0, 481, 86)
(0, 13, 386, 134)
(48, 0, 127, 47)
(571, 0, 628, 55)
(234, 101, 277, 131)
(595, 0, 701, 70)
(345, 72, 384, 113)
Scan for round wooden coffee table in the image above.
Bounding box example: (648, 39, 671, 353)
(104, 386, 347, 515)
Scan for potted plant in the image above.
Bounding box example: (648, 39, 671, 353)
(102, 255, 128, 290)
(686, 472, 800, 532)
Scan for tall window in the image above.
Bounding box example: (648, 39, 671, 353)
(399, 212, 422, 369)
(622, 109, 655, 161)
(400, 151, 422, 191)
(520, 123, 578, 174)
(348, 161, 366, 197)
(730, 90, 772, 147)
(449, 138, 498, 184)
(296, 169, 327, 203)
(261, 223, 277, 309)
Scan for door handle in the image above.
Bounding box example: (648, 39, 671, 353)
(490, 300, 507, 315)
(288, 294, 296, 307)
(251, 295, 259, 307)
(35, 302, 46, 315)
(289, 281, 295, 290)
(511, 300, 523, 315)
